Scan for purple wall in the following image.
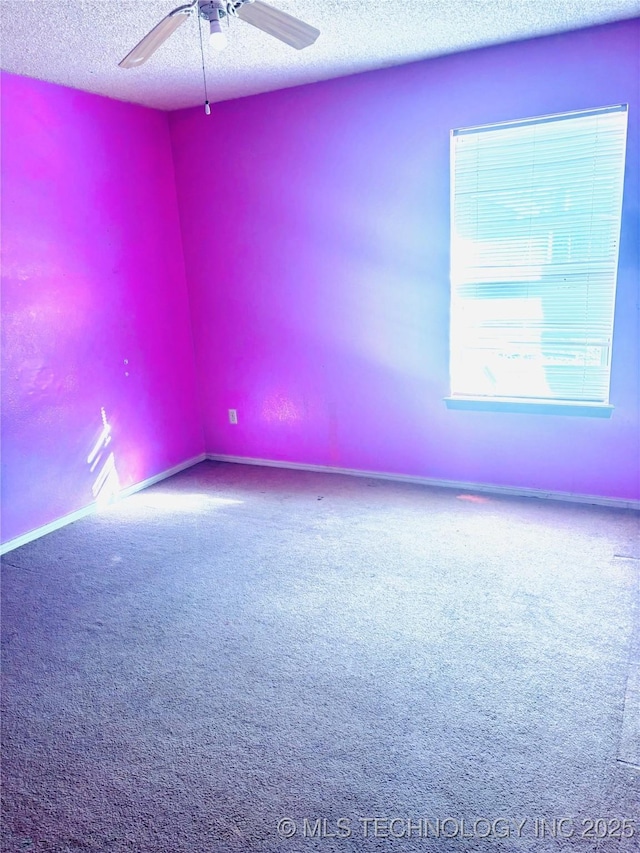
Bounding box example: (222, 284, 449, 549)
(170, 19, 640, 500)
(1, 20, 638, 545)
(1, 73, 203, 545)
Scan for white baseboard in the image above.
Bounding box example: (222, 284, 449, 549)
(3, 451, 636, 557)
(0, 454, 207, 556)
(206, 454, 640, 511)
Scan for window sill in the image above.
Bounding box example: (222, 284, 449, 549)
(444, 397, 614, 417)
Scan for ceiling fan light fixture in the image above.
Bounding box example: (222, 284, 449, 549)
(209, 17, 227, 49)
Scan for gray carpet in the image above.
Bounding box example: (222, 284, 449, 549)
(1, 460, 639, 852)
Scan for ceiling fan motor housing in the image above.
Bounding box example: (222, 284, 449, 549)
(199, 0, 228, 21)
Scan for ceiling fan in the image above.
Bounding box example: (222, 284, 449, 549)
(118, 0, 320, 68)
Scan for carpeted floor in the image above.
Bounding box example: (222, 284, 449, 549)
(1, 460, 639, 852)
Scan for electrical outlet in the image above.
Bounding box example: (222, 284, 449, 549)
(228, 409, 238, 425)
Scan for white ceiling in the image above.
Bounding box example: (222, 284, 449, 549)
(1, 0, 639, 111)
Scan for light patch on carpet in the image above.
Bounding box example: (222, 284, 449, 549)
(456, 493, 493, 503)
(126, 492, 244, 512)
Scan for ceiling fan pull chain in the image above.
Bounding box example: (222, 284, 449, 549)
(196, 3, 211, 115)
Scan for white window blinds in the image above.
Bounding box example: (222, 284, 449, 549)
(449, 105, 628, 404)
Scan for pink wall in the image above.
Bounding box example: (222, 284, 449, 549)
(170, 19, 640, 500)
(1, 73, 203, 546)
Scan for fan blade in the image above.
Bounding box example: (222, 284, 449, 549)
(119, 8, 192, 68)
(236, 0, 319, 50)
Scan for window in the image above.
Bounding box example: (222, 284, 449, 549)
(448, 105, 628, 415)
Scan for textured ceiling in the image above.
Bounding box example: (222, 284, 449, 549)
(1, 0, 639, 111)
